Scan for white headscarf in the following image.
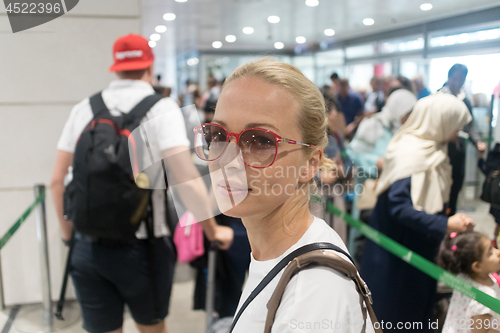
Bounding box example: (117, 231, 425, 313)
(352, 89, 417, 148)
(375, 93, 472, 214)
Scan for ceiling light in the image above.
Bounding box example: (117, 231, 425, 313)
(187, 58, 199, 66)
(148, 41, 157, 48)
(268, 16, 280, 23)
(420, 3, 433, 10)
(155, 25, 167, 33)
(296, 36, 306, 44)
(150, 33, 161, 41)
(175, 0, 187, 2)
(163, 13, 176, 21)
(212, 41, 223, 48)
(363, 18, 375, 26)
(324, 28, 335, 36)
(242, 27, 254, 34)
(225, 35, 236, 42)
(274, 42, 284, 49)
(305, 0, 319, 6)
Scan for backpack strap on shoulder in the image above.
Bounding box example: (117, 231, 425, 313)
(229, 242, 354, 333)
(263, 250, 382, 333)
(125, 93, 163, 129)
(89, 92, 110, 118)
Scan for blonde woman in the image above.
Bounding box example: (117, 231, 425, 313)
(194, 58, 375, 332)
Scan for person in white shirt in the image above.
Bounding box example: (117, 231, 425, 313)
(193, 57, 376, 332)
(51, 34, 233, 333)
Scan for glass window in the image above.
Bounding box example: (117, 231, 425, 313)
(429, 27, 500, 48)
(345, 43, 376, 59)
(379, 36, 424, 54)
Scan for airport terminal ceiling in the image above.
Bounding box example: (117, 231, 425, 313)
(142, 0, 500, 55)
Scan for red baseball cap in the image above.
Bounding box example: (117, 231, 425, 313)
(109, 34, 155, 72)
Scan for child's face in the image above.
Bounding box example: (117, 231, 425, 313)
(476, 237, 500, 275)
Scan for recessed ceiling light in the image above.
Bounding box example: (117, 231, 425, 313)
(212, 41, 223, 48)
(242, 27, 254, 34)
(150, 34, 161, 41)
(187, 58, 199, 66)
(324, 28, 335, 36)
(175, 0, 187, 2)
(296, 36, 306, 44)
(274, 42, 284, 49)
(268, 16, 280, 23)
(420, 3, 433, 10)
(363, 18, 375, 26)
(148, 41, 157, 48)
(225, 35, 236, 42)
(163, 13, 176, 21)
(155, 25, 167, 33)
(305, 0, 319, 6)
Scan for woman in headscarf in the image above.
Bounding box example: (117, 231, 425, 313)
(347, 89, 417, 178)
(359, 93, 476, 332)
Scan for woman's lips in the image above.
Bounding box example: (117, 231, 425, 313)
(217, 180, 251, 198)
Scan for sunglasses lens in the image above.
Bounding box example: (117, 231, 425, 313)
(239, 130, 277, 167)
(194, 124, 227, 160)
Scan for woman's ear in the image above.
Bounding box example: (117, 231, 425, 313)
(299, 148, 323, 183)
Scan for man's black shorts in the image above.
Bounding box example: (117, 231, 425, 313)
(70, 236, 176, 333)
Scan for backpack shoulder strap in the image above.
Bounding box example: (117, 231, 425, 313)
(264, 250, 382, 333)
(228, 242, 354, 333)
(125, 93, 163, 129)
(89, 92, 110, 118)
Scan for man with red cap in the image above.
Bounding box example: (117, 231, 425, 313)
(51, 34, 233, 333)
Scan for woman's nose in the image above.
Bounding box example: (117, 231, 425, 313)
(219, 141, 244, 170)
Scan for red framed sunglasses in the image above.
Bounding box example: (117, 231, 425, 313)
(193, 123, 314, 169)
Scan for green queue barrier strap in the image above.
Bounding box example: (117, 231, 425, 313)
(326, 202, 500, 315)
(0, 190, 45, 250)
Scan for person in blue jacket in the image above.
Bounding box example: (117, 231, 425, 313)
(360, 94, 476, 332)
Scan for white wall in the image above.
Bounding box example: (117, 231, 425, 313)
(0, 0, 141, 305)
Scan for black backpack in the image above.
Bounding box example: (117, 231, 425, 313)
(64, 92, 163, 241)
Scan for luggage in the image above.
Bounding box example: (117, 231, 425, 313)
(205, 242, 233, 333)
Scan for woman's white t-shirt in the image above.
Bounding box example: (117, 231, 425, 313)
(443, 273, 500, 333)
(232, 217, 374, 333)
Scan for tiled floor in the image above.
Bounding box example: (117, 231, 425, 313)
(1, 198, 496, 333)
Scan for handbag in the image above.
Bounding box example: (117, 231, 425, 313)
(173, 211, 205, 263)
(481, 170, 500, 208)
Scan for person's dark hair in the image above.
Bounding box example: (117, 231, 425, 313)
(438, 231, 487, 275)
(396, 76, 413, 91)
(338, 78, 349, 87)
(330, 72, 339, 81)
(448, 64, 468, 78)
(371, 76, 382, 86)
(322, 92, 341, 114)
(117, 69, 147, 80)
(153, 86, 165, 95)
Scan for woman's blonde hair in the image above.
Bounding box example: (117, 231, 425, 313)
(224, 57, 335, 194)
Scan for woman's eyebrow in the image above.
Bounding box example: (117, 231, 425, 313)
(246, 123, 280, 132)
(211, 120, 280, 132)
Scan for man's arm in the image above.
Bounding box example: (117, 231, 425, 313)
(50, 150, 74, 241)
(162, 146, 233, 250)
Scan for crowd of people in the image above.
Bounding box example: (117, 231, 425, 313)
(51, 33, 500, 333)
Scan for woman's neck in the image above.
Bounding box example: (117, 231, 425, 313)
(242, 192, 313, 261)
(472, 272, 494, 287)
